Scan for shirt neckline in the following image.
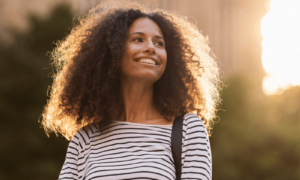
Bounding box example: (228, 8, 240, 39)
(112, 120, 173, 127)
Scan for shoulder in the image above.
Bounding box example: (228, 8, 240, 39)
(182, 113, 208, 138)
(183, 113, 206, 129)
(181, 113, 212, 180)
(71, 124, 100, 149)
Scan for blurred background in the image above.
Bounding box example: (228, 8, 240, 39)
(0, 0, 299, 179)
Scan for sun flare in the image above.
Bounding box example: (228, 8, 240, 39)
(261, 0, 300, 95)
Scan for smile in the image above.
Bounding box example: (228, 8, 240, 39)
(135, 58, 157, 65)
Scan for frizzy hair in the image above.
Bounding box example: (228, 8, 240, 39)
(41, 1, 222, 140)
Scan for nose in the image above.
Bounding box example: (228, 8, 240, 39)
(143, 40, 155, 54)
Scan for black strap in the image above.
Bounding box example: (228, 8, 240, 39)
(171, 116, 184, 180)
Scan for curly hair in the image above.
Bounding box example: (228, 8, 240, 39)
(41, 0, 222, 140)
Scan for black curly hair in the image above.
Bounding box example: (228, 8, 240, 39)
(42, 1, 221, 140)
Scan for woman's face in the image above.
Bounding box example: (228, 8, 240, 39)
(121, 17, 167, 84)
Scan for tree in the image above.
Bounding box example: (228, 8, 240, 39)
(211, 74, 300, 180)
(0, 4, 74, 179)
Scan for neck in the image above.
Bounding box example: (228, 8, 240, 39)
(119, 79, 163, 123)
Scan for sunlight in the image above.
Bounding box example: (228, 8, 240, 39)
(261, 0, 300, 95)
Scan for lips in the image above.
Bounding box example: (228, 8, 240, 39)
(135, 58, 158, 65)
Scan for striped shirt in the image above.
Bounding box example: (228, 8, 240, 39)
(59, 113, 212, 180)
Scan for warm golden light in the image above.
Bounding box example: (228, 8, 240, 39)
(261, 0, 300, 95)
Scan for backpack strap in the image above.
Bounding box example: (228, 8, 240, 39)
(171, 116, 184, 180)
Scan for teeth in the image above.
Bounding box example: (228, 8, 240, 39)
(139, 59, 156, 65)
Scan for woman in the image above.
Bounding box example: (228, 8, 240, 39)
(42, 1, 221, 179)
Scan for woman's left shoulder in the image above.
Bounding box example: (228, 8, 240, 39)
(183, 113, 206, 126)
(182, 113, 208, 135)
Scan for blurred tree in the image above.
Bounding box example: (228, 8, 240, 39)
(0, 4, 74, 180)
(211, 74, 300, 180)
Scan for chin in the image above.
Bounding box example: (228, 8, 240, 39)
(134, 73, 162, 83)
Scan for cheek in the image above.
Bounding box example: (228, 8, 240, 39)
(121, 57, 132, 76)
(121, 51, 130, 75)
(161, 50, 167, 66)
(163, 53, 167, 64)
(121, 47, 133, 70)
(123, 46, 131, 60)
(159, 51, 167, 76)
(125, 43, 141, 57)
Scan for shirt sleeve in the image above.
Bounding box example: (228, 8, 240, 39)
(58, 129, 89, 180)
(181, 113, 212, 180)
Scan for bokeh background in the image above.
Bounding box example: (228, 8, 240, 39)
(1, 0, 299, 179)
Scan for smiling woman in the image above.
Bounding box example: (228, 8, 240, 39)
(41, 0, 221, 179)
(121, 18, 167, 85)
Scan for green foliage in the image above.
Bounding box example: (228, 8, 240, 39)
(211, 74, 300, 180)
(0, 4, 73, 180)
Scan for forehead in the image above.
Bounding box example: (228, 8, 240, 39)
(128, 18, 163, 37)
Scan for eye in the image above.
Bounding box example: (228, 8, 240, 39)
(132, 37, 143, 42)
(155, 41, 164, 47)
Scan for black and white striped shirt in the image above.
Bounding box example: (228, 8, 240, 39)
(59, 113, 212, 180)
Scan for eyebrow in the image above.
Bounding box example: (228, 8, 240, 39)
(129, 32, 164, 40)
